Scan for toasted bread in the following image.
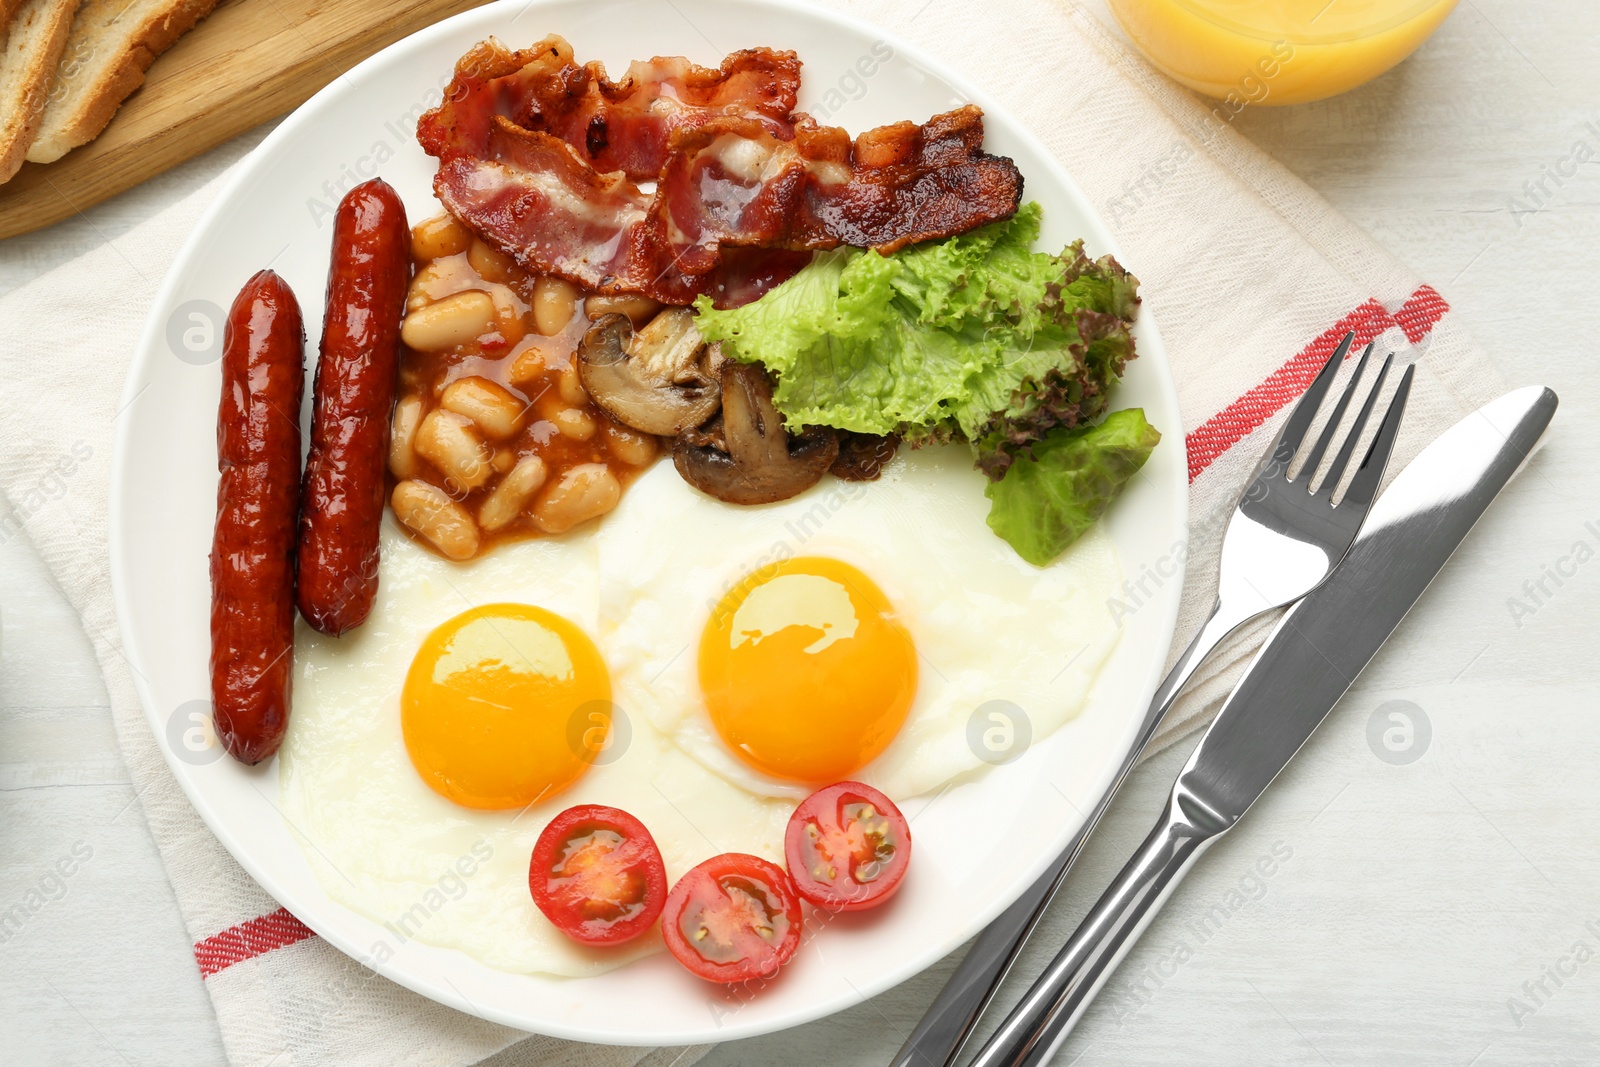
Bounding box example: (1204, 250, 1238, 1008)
(0, 0, 77, 182)
(26, 0, 218, 164)
(0, 0, 27, 45)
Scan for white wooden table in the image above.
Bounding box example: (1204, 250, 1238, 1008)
(3, 2, 1597, 1063)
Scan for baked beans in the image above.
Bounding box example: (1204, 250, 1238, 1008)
(389, 214, 660, 559)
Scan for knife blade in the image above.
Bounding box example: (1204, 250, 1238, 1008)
(962, 384, 1558, 1067)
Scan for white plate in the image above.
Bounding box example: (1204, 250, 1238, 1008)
(110, 0, 1187, 1046)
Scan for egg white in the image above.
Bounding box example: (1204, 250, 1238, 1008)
(281, 444, 1122, 977)
(280, 519, 792, 978)
(596, 444, 1123, 801)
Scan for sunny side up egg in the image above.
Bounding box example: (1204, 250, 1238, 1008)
(600, 446, 1123, 802)
(402, 602, 613, 809)
(699, 556, 919, 783)
(280, 444, 1123, 977)
(279, 522, 793, 977)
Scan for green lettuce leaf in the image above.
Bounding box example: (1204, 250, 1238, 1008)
(984, 409, 1161, 566)
(692, 201, 1153, 563)
(693, 202, 1139, 457)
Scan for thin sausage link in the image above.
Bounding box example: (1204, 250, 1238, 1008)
(297, 178, 409, 636)
(211, 269, 305, 764)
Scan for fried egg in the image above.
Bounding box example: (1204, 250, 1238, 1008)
(401, 602, 612, 810)
(598, 444, 1122, 802)
(281, 443, 1121, 977)
(698, 555, 919, 783)
(280, 522, 792, 977)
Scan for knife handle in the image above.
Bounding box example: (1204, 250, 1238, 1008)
(964, 783, 1231, 1067)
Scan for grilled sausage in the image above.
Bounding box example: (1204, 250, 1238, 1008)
(211, 270, 306, 764)
(296, 178, 410, 634)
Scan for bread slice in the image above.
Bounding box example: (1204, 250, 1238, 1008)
(0, 0, 29, 55)
(0, 0, 28, 44)
(26, 0, 218, 164)
(0, 0, 78, 182)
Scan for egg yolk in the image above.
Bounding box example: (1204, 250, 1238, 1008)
(402, 603, 611, 810)
(698, 557, 918, 783)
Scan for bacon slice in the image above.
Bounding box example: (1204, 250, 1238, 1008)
(418, 36, 800, 181)
(657, 107, 1024, 257)
(433, 106, 1021, 306)
(420, 39, 1024, 307)
(430, 117, 814, 307)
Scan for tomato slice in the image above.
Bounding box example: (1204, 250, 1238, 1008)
(662, 853, 803, 983)
(528, 804, 667, 945)
(784, 781, 911, 911)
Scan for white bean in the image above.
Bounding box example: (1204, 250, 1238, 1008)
(532, 464, 622, 533)
(468, 238, 518, 284)
(557, 360, 589, 406)
(508, 345, 546, 386)
(414, 409, 493, 490)
(554, 408, 596, 441)
(536, 389, 596, 441)
(401, 290, 496, 352)
(392, 480, 480, 560)
(440, 376, 527, 440)
(532, 276, 579, 336)
(478, 456, 549, 532)
(388, 394, 425, 479)
(584, 292, 660, 328)
(406, 263, 446, 312)
(604, 423, 659, 466)
(411, 215, 471, 261)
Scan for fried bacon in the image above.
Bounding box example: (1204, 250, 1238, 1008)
(418, 36, 800, 181)
(657, 108, 1024, 258)
(432, 118, 814, 306)
(419, 37, 1024, 307)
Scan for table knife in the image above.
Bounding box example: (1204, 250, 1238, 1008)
(963, 384, 1558, 1067)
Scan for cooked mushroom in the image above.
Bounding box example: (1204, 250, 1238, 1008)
(831, 431, 900, 481)
(576, 309, 721, 435)
(673, 362, 839, 505)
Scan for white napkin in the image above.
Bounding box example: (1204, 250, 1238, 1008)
(0, 0, 1503, 1063)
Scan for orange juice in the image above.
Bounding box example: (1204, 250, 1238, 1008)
(1107, 0, 1459, 105)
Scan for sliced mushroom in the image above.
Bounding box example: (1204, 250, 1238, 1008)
(673, 362, 839, 505)
(831, 431, 901, 482)
(576, 310, 721, 436)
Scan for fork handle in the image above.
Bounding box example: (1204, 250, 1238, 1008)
(888, 596, 1258, 1067)
(963, 786, 1229, 1067)
(1149, 593, 1263, 723)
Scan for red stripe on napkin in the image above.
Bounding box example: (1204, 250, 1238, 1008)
(1183, 286, 1448, 483)
(193, 285, 1452, 979)
(195, 907, 316, 978)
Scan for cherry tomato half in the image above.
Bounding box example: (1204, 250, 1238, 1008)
(662, 853, 803, 983)
(529, 804, 667, 945)
(784, 781, 911, 911)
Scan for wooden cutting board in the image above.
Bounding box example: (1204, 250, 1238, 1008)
(0, 0, 494, 239)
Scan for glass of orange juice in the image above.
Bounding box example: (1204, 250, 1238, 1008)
(1106, 0, 1459, 105)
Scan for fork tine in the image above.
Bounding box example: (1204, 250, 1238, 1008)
(1273, 333, 1354, 464)
(1318, 352, 1393, 496)
(1339, 362, 1414, 510)
(1298, 343, 1374, 486)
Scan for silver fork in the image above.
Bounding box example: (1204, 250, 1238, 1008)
(891, 333, 1414, 1067)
